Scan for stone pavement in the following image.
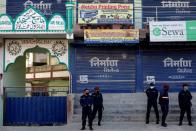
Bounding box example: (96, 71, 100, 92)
(0, 122, 195, 131)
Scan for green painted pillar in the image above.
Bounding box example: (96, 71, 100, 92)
(65, 2, 74, 39)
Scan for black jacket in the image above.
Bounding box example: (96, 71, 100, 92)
(178, 90, 192, 109)
(159, 90, 169, 105)
(146, 88, 159, 103)
(92, 92, 103, 107)
(80, 94, 93, 108)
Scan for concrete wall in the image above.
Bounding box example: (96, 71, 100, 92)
(48, 80, 69, 96)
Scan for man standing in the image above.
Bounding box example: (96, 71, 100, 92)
(159, 84, 169, 127)
(92, 86, 103, 126)
(80, 88, 93, 130)
(178, 83, 193, 126)
(146, 83, 159, 124)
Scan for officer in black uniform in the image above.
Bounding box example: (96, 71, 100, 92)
(80, 89, 93, 130)
(146, 83, 159, 124)
(92, 86, 104, 126)
(159, 84, 169, 127)
(178, 83, 193, 126)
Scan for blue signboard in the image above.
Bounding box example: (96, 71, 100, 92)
(142, 50, 196, 92)
(143, 0, 196, 25)
(71, 47, 136, 93)
(6, 0, 67, 18)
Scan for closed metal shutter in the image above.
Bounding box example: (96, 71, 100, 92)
(72, 47, 136, 93)
(142, 50, 196, 92)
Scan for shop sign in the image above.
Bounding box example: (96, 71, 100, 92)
(4, 39, 68, 71)
(150, 21, 196, 42)
(143, 0, 196, 25)
(84, 29, 139, 44)
(78, 3, 133, 24)
(0, 15, 13, 31)
(150, 21, 186, 42)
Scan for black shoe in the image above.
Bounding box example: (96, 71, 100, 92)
(98, 121, 101, 126)
(179, 122, 182, 126)
(156, 120, 159, 124)
(89, 127, 93, 130)
(146, 120, 149, 124)
(161, 123, 167, 127)
(80, 127, 85, 130)
(188, 122, 193, 126)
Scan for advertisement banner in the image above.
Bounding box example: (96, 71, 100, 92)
(84, 29, 139, 44)
(6, 0, 67, 18)
(78, 3, 133, 24)
(150, 21, 196, 42)
(150, 21, 187, 42)
(143, 0, 196, 25)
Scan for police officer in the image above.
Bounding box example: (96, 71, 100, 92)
(178, 83, 193, 126)
(146, 83, 159, 124)
(92, 86, 104, 126)
(80, 89, 93, 130)
(159, 84, 169, 127)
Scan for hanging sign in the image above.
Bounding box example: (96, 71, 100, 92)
(84, 29, 139, 44)
(78, 3, 133, 24)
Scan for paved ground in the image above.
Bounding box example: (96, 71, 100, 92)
(0, 122, 196, 131)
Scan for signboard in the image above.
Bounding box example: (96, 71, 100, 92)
(71, 47, 136, 93)
(78, 3, 133, 24)
(143, 51, 196, 91)
(0, 7, 73, 38)
(4, 39, 68, 71)
(6, 0, 67, 18)
(143, 0, 196, 25)
(150, 21, 196, 42)
(84, 29, 139, 44)
(0, 15, 13, 31)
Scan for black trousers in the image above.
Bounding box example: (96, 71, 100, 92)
(82, 107, 92, 127)
(92, 106, 103, 122)
(146, 102, 159, 121)
(180, 106, 192, 123)
(160, 104, 169, 124)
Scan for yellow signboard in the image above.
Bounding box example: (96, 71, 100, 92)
(84, 29, 139, 44)
(78, 3, 133, 24)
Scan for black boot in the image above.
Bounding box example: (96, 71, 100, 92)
(80, 127, 85, 130)
(98, 121, 101, 126)
(188, 122, 193, 126)
(161, 123, 167, 127)
(146, 119, 149, 124)
(156, 120, 159, 124)
(179, 121, 182, 126)
(89, 126, 93, 130)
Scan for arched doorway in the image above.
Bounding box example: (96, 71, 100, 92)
(3, 39, 70, 126)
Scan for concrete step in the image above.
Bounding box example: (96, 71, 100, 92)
(72, 93, 196, 123)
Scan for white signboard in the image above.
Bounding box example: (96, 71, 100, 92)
(15, 8, 47, 31)
(0, 15, 13, 31)
(150, 21, 187, 42)
(5, 39, 68, 70)
(48, 15, 66, 31)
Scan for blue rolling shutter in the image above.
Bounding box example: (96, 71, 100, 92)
(72, 47, 136, 93)
(142, 50, 196, 92)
